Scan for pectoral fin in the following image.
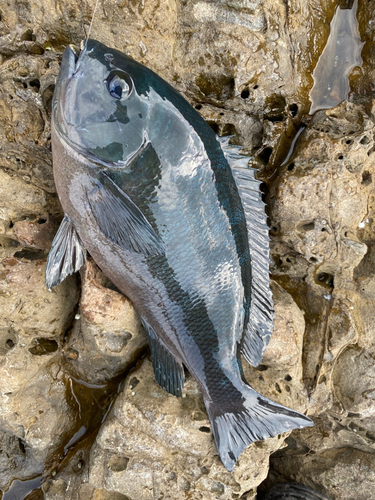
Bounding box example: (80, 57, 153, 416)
(141, 316, 185, 397)
(46, 215, 86, 289)
(88, 172, 165, 257)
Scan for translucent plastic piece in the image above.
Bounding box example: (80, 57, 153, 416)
(309, 0, 363, 115)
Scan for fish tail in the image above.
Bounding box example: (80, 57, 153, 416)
(205, 384, 313, 472)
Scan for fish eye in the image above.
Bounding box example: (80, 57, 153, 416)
(106, 71, 133, 100)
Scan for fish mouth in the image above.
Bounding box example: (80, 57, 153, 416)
(65, 44, 81, 76)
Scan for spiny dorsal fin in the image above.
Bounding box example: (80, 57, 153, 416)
(45, 215, 86, 289)
(87, 171, 165, 257)
(218, 136, 274, 367)
(141, 316, 185, 397)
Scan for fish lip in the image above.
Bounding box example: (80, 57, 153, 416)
(66, 44, 80, 75)
(52, 44, 81, 140)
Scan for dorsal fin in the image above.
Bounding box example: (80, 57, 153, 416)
(219, 136, 274, 367)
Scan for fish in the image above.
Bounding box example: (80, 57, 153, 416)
(46, 39, 313, 471)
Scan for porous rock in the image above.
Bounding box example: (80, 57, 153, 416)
(44, 283, 307, 500)
(70, 357, 282, 500)
(267, 101, 375, 498)
(0, 0, 375, 499)
(64, 259, 147, 385)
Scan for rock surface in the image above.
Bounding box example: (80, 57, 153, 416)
(0, 0, 374, 499)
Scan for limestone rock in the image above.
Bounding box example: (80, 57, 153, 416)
(0, 0, 374, 499)
(270, 447, 375, 500)
(0, 362, 73, 490)
(267, 100, 375, 499)
(76, 357, 283, 500)
(243, 281, 309, 414)
(64, 260, 147, 385)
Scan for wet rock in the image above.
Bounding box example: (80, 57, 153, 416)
(270, 447, 375, 500)
(0, 257, 78, 341)
(243, 281, 309, 414)
(266, 100, 375, 498)
(0, 363, 73, 490)
(0, 257, 79, 489)
(63, 259, 147, 385)
(0, 0, 374, 499)
(77, 357, 283, 500)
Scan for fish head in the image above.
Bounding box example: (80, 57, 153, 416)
(53, 39, 152, 166)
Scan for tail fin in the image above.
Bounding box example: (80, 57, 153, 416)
(206, 386, 313, 471)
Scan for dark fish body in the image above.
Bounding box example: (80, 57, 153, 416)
(48, 40, 312, 471)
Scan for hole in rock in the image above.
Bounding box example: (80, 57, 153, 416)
(241, 88, 250, 99)
(310, 256, 318, 263)
(253, 84, 259, 89)
(300, 221, 314, 231)
(194, 104, 202, 110)
(258, 147, 273, 165)
(287, 162, 295, 171)
(346, 139, 353, 145)
(6, 339, 15, 349)
(289, 103, 298, 117)
(129, 377, 139, 389)
(29, 338, 58, 356)
(14, 249, 48, 261)
(284, 374, 292, 381)
(199, 426, 211, 433)
(256, 364, 268, 371)
(275, 383, 282, 393)
(42, 84, 55, 113)
(9, 221, 14, 228)
(362, 171, 372, 186)
(207, 121, 219, 134)
(338, 154, 344, 160)
(21, 29, 35, 41)
(316, 272, 334, 288)
(222, 123, 236, 136)
(19, 439, 26, 454)
(22, 82, 27, 89)
(37, 218, 47, 224)
(29, 79, 40, 91)
(360, 136, 370, 145)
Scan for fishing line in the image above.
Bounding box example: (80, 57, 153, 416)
(80, 0, 87, 38)
(87, 0, 100, 42)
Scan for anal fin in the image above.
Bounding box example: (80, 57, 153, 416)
(141, 316, 185, 397)
(45, 215, 86, 289)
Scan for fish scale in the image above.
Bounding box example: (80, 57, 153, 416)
(46, 38, 313, 471)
